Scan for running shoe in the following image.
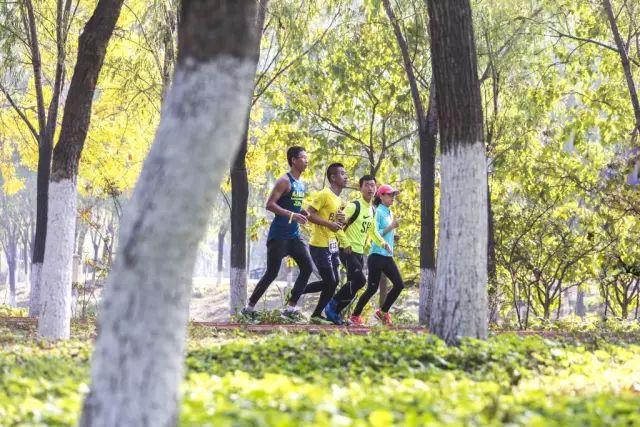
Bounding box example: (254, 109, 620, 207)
(324, 299, 343, 325)
(349, 315, 365, 326)
(239, 307, 259, 324)
(280, 307, 306, 324)
(375, 309, 392, 326)
(310, 315, 333, 325)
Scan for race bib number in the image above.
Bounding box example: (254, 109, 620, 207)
(328, 240, 339, 254)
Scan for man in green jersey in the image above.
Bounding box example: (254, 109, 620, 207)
(323, 175, 391, 324)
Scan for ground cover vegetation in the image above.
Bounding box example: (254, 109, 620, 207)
(1, 314, 639, 426)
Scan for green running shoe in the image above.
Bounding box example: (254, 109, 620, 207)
(309, 315, 333, 325)
(280, 308, 306, 324)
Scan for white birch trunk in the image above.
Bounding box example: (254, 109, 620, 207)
(28, 263, 42, 317)
(419, 267, 435, 325)
(80, 56, 255, 427)
(430, 142, 488, 343)
(38, 179, 77, 339)
(229, 267, 246, 316)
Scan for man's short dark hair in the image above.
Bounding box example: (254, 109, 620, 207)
(359, 175, 376, 188)
(326, 162, 344, 182)
(287, 146, 306, 166)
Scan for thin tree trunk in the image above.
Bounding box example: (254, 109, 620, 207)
(602, 0, 640, 133)
(576, 287, 586, 317)
(556, 284, 562, 320)
(382, 0, 437, 326)
(6, 238, 17, 306)
(26, 0, 72, 318)
(487, 181, 499, 324)
(230, 127, 249, 314)
(426, 0, 488, 344)
(39, 0, 126, 340)
(22, 226, 29, 278)
(229, 0, 269, 315)
(79, 2, 258, 425)
(217, 224, 228, 285)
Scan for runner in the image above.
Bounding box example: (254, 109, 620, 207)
(322, 175, 391, 324)
(350, 184, 405, 326)
(303, 163, 350, 324)
(241, 146, 313, 323)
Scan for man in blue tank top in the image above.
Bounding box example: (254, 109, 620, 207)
(241, 146, 314, 322)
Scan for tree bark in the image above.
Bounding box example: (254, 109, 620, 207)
(229, 0, 269, 315)
(602, 0, 640, 133)
(381, 0, 437, 326)
(217, 223, 228, 285)
(79, 1, 258, 425)
(4, 236, 17, 306)
(487, 181, 500, 324)
(230, 126, 249, 314)
(576, 287, 586, 317)
(426, 0, 488, 344)
(25, 0, 73, 318)
(38, 0, 126, 340)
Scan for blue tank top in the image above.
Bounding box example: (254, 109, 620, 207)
(267, 173, 306, 241)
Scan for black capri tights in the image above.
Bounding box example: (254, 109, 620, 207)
(352, 253, 404, 316)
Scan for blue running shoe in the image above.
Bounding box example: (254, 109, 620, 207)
(324, 299, 343, 325)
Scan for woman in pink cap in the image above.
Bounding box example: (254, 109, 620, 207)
(350, 184, 404, 326)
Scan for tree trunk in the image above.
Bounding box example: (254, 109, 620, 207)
(26, 0, 72, 319)
(217, 224, 228, 285)
(576, 287, 586, 317)
(487, 182, 499, 324)
(426, 0, 488, 344)
(5, 241, 17, 306)
(382, 0, 437, 327)
(229, 0, 269, 316)
(602, 0, 640, 133)
(420, 84, 438, 326)
(29, 143, 52, 317)
(38, 0, 126, 340)
(79, 2, 258, 425)
(230, 128, 249, 315)
(22, 226, 30, 279)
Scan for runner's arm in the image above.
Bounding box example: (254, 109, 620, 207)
(265, 177, 291, 216)
(306, 206, 342, 231)
(265, 177, 305, 224)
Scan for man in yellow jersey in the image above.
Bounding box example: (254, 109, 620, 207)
(304, 162, 350, 324)
(323, 175, 391, 324)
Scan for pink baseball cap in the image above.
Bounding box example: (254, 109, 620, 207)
(376, 184, 399, 196)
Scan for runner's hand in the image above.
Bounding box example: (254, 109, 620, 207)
(335, 211, 346, 224)
(328, 222, 343, 232)
(390, 219, 399, 230)
(292, 213, 308, 224)
(383, 243, 392, 254)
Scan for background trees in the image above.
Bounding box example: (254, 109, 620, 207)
(0, 0, 638, 328)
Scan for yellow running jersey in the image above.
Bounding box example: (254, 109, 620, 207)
(308, 188, 348, 248)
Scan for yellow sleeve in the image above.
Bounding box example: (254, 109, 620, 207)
(309, 190, 325, 212)
(342, 201, 356, 226)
